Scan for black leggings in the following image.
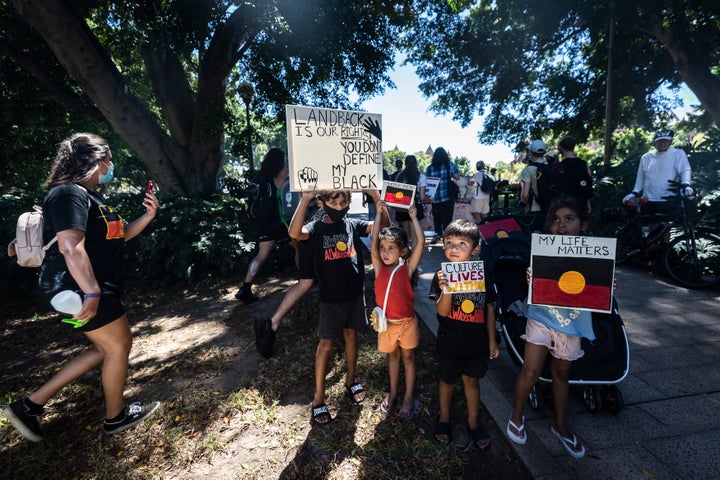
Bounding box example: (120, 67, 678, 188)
(432, 200, 455, 236)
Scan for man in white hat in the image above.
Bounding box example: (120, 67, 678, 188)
(520, 139, 548, 230)
(623, 129, 693, 216)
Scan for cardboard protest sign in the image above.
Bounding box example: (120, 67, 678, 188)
(528, 233, 616, 313)
(441, 261, 486, 294)
(381, 181, 415, 209)
(286, 105, 383, 192)
(424, 177, 440, 198)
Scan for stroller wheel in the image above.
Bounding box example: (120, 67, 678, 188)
(528, 383, 543, 411)
(582, 386, 602, 414)
(602, 385, 624, 415)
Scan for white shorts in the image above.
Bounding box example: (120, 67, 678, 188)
(521, 318, 584, 361)
(470, 198, 490, 214)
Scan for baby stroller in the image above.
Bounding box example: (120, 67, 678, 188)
(482, 217, 630, 414)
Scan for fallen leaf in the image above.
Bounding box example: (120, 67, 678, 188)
(641, 470, 657, 479)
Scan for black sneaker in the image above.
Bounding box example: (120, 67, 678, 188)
(103, 401, 160, 435)
(235, 284, 259, 303)
(254, 318, 276, 359)
(3, 399, 44, 442)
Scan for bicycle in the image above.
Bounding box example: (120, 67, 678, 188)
(614, 181, 720, 289)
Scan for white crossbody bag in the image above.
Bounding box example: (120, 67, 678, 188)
(370, 263, 402, 333)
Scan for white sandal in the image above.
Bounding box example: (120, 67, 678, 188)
(506, 416, 527, 445)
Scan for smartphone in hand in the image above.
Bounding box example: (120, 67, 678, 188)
(146, 180, 154, 194)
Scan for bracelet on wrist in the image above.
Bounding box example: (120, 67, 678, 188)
(84, 292, 101, 299)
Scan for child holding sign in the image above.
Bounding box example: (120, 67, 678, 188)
(370, 200, 424, 420)
(506, 197, 594, 458)
(430, 219, 499, 449)
(289, 188, 387, 426)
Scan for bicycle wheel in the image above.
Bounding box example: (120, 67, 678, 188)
(662, 232, 720, 288)
(614, 221, 641, 265)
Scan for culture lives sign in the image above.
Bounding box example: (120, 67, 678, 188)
(441, 261, 486, 294)
(381, 181, 416, 209)
(286, 105, 383, 192)
(528, 233, 617, 313)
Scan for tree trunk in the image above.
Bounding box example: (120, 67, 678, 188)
(11, 0, 222, 194)
(642, 10, 720, 125)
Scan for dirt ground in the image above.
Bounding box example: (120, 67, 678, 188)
(1, 261, 532, 479)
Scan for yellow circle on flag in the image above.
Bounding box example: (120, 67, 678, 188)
(496, 230, 509, 239)
(558, 271, 586, 294)
(461, 299, 475, 313)
(336, 241, 347, 252)
(396, 192, 404, 199)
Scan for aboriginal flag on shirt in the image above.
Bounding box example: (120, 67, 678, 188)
(530, 255, 614, 311)
(383, 184, 414, 207)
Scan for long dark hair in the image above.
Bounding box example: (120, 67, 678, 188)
(430, 147, 450, 168)
(46, 133, 108, 187)
(400, 155, 420, 185)
(378, 225, 419, 287)
(257, 148, 286, 179)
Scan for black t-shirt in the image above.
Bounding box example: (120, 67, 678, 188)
(429, 267, 496, 357)
(306, 217, 369, 303)
(41, 184, 126, 289)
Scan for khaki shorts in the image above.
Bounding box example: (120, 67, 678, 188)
(378, 316, 419, 353)
(470, 198, 490, 214)
(522, 318, 584, 361)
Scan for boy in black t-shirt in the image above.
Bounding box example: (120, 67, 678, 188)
(429, 219, 499, 449)
(289, 189, 387, 426)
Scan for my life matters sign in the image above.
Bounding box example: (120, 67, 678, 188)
(286, 105, 383, 192)
(528, 233, 617, 313)
(441, 261, 486, 294)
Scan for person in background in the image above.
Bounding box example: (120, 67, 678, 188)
(545, 150, 559, 164)
(622, 129, 692, 217)
(425, 147, 460, 243)
(519, 139, 548, 231)
(557, 135, 594, 213)
(363, 169, 390, 221)
(3, 133, 160, 442)
(469, 160, 493, 224)
(390, 158, 404, 182)
(395, 155, 426, 248)
(236, 149, 289, 303)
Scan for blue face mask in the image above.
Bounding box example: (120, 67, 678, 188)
(98, 166, 114, 184)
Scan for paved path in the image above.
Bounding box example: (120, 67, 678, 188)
(413, 241, 720, 480)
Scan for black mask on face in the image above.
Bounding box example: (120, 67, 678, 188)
(324, 205, 349, 223)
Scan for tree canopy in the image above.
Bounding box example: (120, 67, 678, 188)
(405, 0, 720, 148)
(4, 0, 417, 194)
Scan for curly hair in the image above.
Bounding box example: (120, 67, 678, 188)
(46, 133, 109, 187)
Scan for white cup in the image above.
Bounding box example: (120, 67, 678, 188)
(50, 290, 83, 315)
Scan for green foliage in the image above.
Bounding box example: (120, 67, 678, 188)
(114, 180, 257, 287)
(405, 0, 719, 145)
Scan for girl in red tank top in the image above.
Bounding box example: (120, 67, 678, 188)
(370, 200, 425, 419)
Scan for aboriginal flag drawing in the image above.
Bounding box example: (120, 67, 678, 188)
(530, 255, 614, 312)
(381, 181, 415, 209)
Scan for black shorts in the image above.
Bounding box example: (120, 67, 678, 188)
(318, 297, 366, 340)
(437, 352, 488, 384)
(257, 221, 289, 243)
(77, 288, 126, 332)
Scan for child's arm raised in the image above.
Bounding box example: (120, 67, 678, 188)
(362, 188, 389, 234)
(406, 205, 425, 275)
(288, 191, 316, 241)
(370, 200, 385, 273)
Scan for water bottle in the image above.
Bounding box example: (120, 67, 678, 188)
(50, 290, 82, 315)
(641, 226, 650, 238)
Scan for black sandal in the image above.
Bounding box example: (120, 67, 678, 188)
(434, 418, 450, 443)
(345, 382, 366, 404)
(310, 403, 332, 426)
(468, 425, 491, 450)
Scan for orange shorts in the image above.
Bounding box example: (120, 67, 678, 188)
(378, 316, 419, 353)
